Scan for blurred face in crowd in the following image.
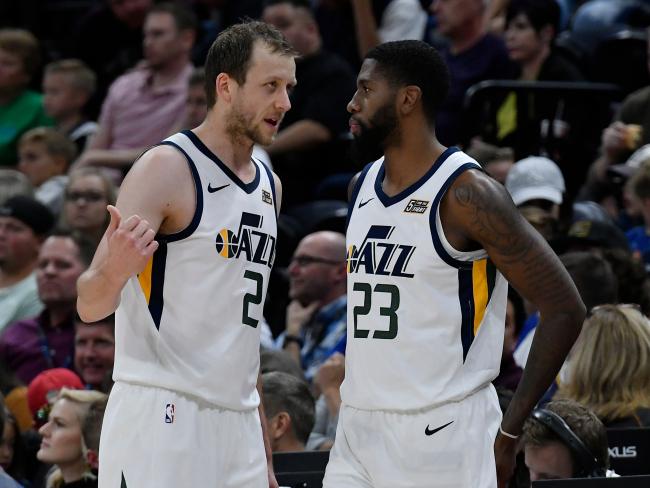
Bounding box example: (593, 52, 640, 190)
(64, 174, 109, 234)
(143, 12, 191, 70)
(288, 234, 344, 306)
(74, 321, 115, 389)
(43, 72, 88, 120)
(186, 82, 208, 128)
(505, 13, 550, 65)
(262, 2, 316, 56)
(431, 0, 484, 39)
(18, 141, 67, 187)
(225, 42, 295, 146)
(0, 216, 40, 272)
(37, 398, 84, 467)
(0, 49, 29, 93)
(525, 441, 574, 482)
(347, 59, 399, 164)
(36, 236, 86, 307)
(0, 420, 16, 471)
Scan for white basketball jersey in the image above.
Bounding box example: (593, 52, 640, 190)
(342, 148, 508, 411)
(114, 130, 277, 411)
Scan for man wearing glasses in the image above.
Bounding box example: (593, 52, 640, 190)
(278, 231, 347, 381)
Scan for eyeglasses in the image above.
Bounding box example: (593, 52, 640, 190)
(65, 191, 106, 203)
(290, 255, 343, 267)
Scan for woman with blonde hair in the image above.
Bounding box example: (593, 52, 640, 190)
(37, 388, 107, 488)
(559, 304, 650, 427)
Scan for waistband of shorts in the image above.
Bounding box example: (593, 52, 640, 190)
(115, 380, 259, 413)
(342, 383, 496, 415)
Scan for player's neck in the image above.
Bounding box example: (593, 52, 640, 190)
(192, 116, 256, 175)
(382, 129, 446, 197)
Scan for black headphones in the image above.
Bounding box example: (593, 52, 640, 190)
(531, 408, 607, 478)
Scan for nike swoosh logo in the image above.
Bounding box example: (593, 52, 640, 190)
(425, 420, 453, 436)
(208, 183, 230, 193)
(358, 197, 374, 208)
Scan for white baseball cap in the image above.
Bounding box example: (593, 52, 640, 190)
(505, 156, 566, 206)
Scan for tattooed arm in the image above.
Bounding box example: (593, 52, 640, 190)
(440, 169, 586, 485)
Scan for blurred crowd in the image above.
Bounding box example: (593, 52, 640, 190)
(0, 0, 650, 486)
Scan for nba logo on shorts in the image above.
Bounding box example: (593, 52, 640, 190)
(165, 403, 175, 424)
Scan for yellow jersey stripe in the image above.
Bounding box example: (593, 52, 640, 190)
(472, 259, 489, 335)
(138, 257, 154, 304)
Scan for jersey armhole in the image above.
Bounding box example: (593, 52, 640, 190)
(346, 162, 374, 231)
(154, 141, 204, 243)
(257, 158, 278, 219)
(429, 162, 484, 269)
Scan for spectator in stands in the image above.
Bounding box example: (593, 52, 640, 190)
(277, 231, 347, 381)
(17, 127, 77, 215)
(43, 60, 98, 154)
(71, 0, 152, 113)
(0, 170, 32, 204)
(308, 352, 344, 450)
(504, 156, 566, 242)
(522, 399, 613, 481)
(37, 388, 107, 488)
(261, 372, 315, 453)
(0, 363, 31, 434)
(584, 33, 650, 191)
(27, 369, 84, 429)
(559, 304, 650, 428)
(260, 349, 306, 381)
(0, 29, 51, 167)
(601, 248, 650, 316)
(0, 397, 21, 488)
(491, 0, 583, 156)
(314, 0, 426, 70)
(60, 168, 117, 248)
(0, 411, 27, 485)
(74, 315, 115, 393)
(428, 0, 515, 145)
(262, 0, 357, 204)
(624, 162, 650, 268)
(75, 3, 196, 174)
(0, 231, 94, 385)
(515, 252, 618, 369)
(494, 289, 525, 392)
(0, 196, 54, 331)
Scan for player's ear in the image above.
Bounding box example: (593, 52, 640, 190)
(399, 85, 421, 117)
(274, 411, 292, 438)
(216, 73, 234, 103)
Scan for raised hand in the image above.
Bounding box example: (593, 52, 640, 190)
(105, 205, 159, 283)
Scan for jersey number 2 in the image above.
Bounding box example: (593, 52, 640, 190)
(353, 282, 400, 339)
(243, 270, 263, 328)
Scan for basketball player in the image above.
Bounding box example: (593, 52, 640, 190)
(76, 22, 297, 487)
(322, 40, 585, 488)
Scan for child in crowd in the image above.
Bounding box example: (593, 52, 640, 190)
(17, 127, 77, 215)
(42, 60, 98, 154)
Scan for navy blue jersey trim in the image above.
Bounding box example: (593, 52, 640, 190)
(458, 267, 475, 362)
(429, 162, 482, 270)
(156, 141, 203, 243)
(148, 241, 167, 330)
(346, 162, 374, 231)
(182, 130, 260, 194)
(259, 159, 278, 218)
(374, 147, 459, 207)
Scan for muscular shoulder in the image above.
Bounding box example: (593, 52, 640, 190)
(441, 168, 525, 250)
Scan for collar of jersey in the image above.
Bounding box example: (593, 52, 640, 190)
(182, 130, 260, 194)
(374, 146, 459, 207)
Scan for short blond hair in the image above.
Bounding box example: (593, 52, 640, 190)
(45, 59, 96, 97)
(19, 127, 77, 164)
(0, 28, 40, 78)
(559, 304, 650, 422)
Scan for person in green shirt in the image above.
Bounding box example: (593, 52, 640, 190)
(0, 29, 52, 167)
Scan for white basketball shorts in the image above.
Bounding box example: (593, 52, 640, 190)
(98, 382, 268, 487)
(323, 385, 501, 488)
